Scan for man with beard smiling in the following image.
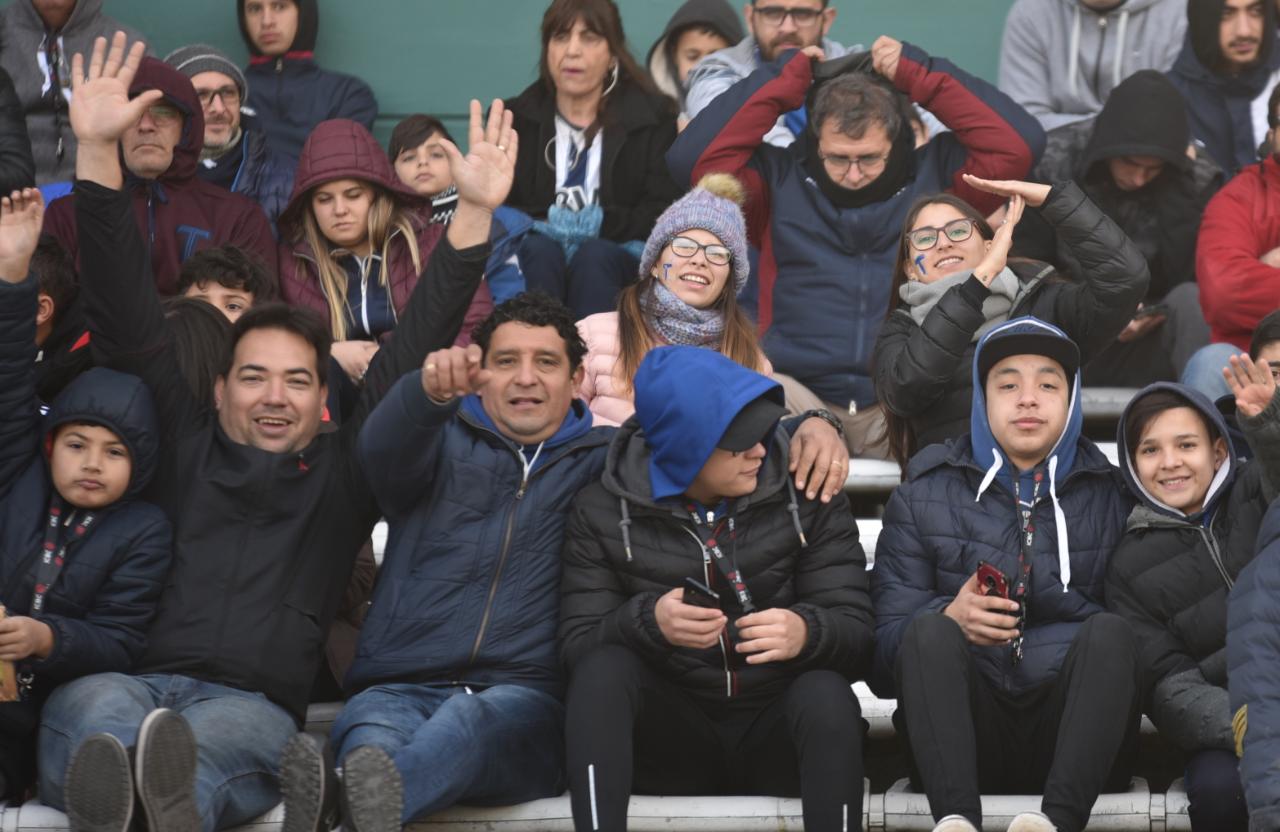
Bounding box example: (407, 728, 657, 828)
(684, 0, 852, 147)
(34, 33, 514, 832)
(164, 44, 293, 229)
(1168, 0, 1280, 174)
(670, 35, 1043, 457)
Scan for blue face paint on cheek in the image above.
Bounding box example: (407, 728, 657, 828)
(663, 263, 672, 282)
(914, 254, 926, 276)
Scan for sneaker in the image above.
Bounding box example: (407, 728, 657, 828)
(933, 816, 980, 832)
(1007, 811, 1057, 832)
(339, 746, 402, 832)
(65, 733, 134, 832)
(135, 708, 200, 832)
(280, 733, 338, 832)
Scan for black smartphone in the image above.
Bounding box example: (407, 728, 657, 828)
(1134, 303, 1170, 320)
(682, 577, 720, 609)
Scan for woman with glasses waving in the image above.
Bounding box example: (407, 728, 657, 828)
(873, 174, 1149, 466)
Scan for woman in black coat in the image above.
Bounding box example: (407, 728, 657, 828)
(873, 175, 1148, 465)
(506, 0, 681, 320)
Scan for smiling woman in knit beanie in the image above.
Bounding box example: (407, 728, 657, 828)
(575, 173, 770, 426)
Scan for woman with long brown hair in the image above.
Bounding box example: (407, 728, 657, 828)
(874, 175, 1148, 467)
(506, 0, 682, 320)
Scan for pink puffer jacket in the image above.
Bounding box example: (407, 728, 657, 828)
(576, 311, 772, 427)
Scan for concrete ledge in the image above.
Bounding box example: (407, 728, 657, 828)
(875, 777, 1152, 831)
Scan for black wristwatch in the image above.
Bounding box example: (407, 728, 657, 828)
(797, 408, 844, 437)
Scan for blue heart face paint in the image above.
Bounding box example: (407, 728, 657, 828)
(914, 254, 926, 276)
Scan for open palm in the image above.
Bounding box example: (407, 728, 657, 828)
(68, 32, 162, 146)
(0, 189, 44, 284)
(1226, 354, 1277, 419)
(442, 99, 517, 213)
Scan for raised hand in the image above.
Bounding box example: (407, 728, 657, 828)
(1225, 353, 1277, 419)
(0, 189, 45, 285)
(440, 98, 517, 214)
(961, 174, 1052, 209)
(871, 36, 903, 81)
(972, 192, 1025, 285)
(422, 343, 491, 403)
(69, 32, 161, 147)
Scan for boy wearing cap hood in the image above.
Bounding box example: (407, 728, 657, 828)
(560, 345, 872, 832)
(1105, 364, 1280, 831)
(0, 189, 171, 808)
(873, 317, 1139, 832)
(1022, 69, 1222, 387)
(40, 54, 277, 297)
(238, 0, 377, 165)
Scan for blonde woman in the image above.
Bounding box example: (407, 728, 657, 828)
(278, 118, 492, 382)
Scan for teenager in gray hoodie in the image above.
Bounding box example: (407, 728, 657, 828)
(999, 0, 1186, 130)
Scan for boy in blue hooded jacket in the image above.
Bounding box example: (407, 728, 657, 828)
(559, 345, 873, 832)
(0, 189, 170, 808)
(872, 317, 1139, 832)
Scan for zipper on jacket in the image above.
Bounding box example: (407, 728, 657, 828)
(681, 525, 734, 697)
(1200, 513, 1234, 591)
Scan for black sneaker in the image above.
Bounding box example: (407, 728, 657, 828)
(339, 746, 402, 832)
(65, 733, 134, 832)
(135, 708, 200, 832)
(280, 733, 338, 832)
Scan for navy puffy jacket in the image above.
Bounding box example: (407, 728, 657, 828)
(348, 374, 612, 697)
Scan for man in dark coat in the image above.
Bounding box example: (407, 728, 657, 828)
(165, 44, 294, 230)
(1167, 0, 1280, 175)
(0, 68, 36, 196)
(872, 317, 1139, 832)
(41, 56, 278, 297)
(34, 35, 515, 831)
(1020, 70, 1222, 387)
(278, 293, 613, 831)
(559, 345, 873, 832)
(238, 0, 377, 165)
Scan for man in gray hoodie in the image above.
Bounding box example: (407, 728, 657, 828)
(0, 0, 144, 185)
(999, 0, 1186, 130)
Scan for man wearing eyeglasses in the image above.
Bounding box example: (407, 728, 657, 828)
(670, 35, 1044, 457)
(685, 1, 852, 148)
(39, 55, 277, 297)
(165, 44, 293, 229)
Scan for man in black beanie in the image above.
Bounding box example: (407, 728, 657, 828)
(1019, 69, 1223, 388)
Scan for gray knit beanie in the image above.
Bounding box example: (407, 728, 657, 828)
(639, 173, 750, 296)
(163, 44, 249, 101)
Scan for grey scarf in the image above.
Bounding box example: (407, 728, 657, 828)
(900, 267, 1022, 342)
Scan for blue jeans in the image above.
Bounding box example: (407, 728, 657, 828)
(331, 683, 565, 823)
(38, 673, 296, 832)
(1180, 343, 1242, 401)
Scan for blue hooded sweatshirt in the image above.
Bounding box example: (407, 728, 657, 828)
(632, 345, 784, 500)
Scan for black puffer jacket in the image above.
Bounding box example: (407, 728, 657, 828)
(559, 421, 874, 704)
(504, 78, 681, 243)
(1105, 383, 1280, 752)
(874, 181, 1149, 452)
(0, 68, 34, 196)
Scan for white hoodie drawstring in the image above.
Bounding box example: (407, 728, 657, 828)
(1067, 5, 1082, 98)
(1048, 455, 1071, 592)
(975, 447, 1002, 502)
(1112, 11, 1130, 88)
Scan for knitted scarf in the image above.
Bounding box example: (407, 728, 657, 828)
(639, 280, 724, 347)
(900, 267, 1023, 342)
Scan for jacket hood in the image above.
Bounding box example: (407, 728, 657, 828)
(631, 345, 783, 501)
(970, 317, 1084, 591)
(128, 57, 203, 184)
(646, 0, 745, 104)
(1116, 381, 1236, 521)
(278, 118, 424, 238)
(12, 0, 107, 34)
(238, 0, 318, 57)
(459, 394, 596, 463)
(1083, 70, 1192, 171)
(43, 368, 161, 501)
(1181, 0, 1279, 83)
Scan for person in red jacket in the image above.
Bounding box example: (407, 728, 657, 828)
(40, 55, 276, 297)
(1187, 85, 1280, 399)
(277, 119, 493, 386)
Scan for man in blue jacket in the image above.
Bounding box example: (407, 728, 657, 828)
(872, 317, 1139, 832)
(278, 292, 614, 832)
(669, 35, 1044, 456)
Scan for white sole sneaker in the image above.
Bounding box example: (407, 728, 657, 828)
(1007, 811, 1057, 832)
(933, 815, 980, 832)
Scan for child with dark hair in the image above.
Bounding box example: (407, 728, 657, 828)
(31, 233, 90, 403)
(0, 189, 171, 804)
(175, 244, 278, 322)
(160, 296, 233, 408)
(1106, 360, 1280, 832)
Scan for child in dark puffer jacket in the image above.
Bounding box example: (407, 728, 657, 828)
(0, 190, 171, 800)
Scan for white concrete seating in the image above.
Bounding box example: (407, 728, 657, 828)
(844, 444, 1121, 495)
(1081, 389, 1140, 421)
(875, 777, 1153, 831)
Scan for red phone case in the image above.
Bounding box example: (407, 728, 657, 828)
(976, 561, 1010, 599)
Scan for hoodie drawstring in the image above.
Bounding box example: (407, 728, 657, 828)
(976, 447, 1003, 502)
(1067, 5, 1082, 98)
(784, 478, 809, 548)
(1047, 455, 1071, 592)
(619, 498, 633, 562)
(1112, 11, 1129, 88)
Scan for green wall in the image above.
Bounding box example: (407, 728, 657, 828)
(6, 0, 1016, 143)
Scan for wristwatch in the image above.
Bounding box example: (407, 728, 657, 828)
(798, 408, 844, 437)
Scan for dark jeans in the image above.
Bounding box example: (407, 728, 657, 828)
(518, 233, 638, 319)
(331, 682, 565, 823)
(894, 613, 1139, 832)
(1185, 748, 1248, 831)
(565, 644, 864, 832)
(0, 705, 35, 800)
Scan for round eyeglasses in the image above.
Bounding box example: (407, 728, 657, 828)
(907, 218, 978, 251)
(669, 236, 732, 266)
